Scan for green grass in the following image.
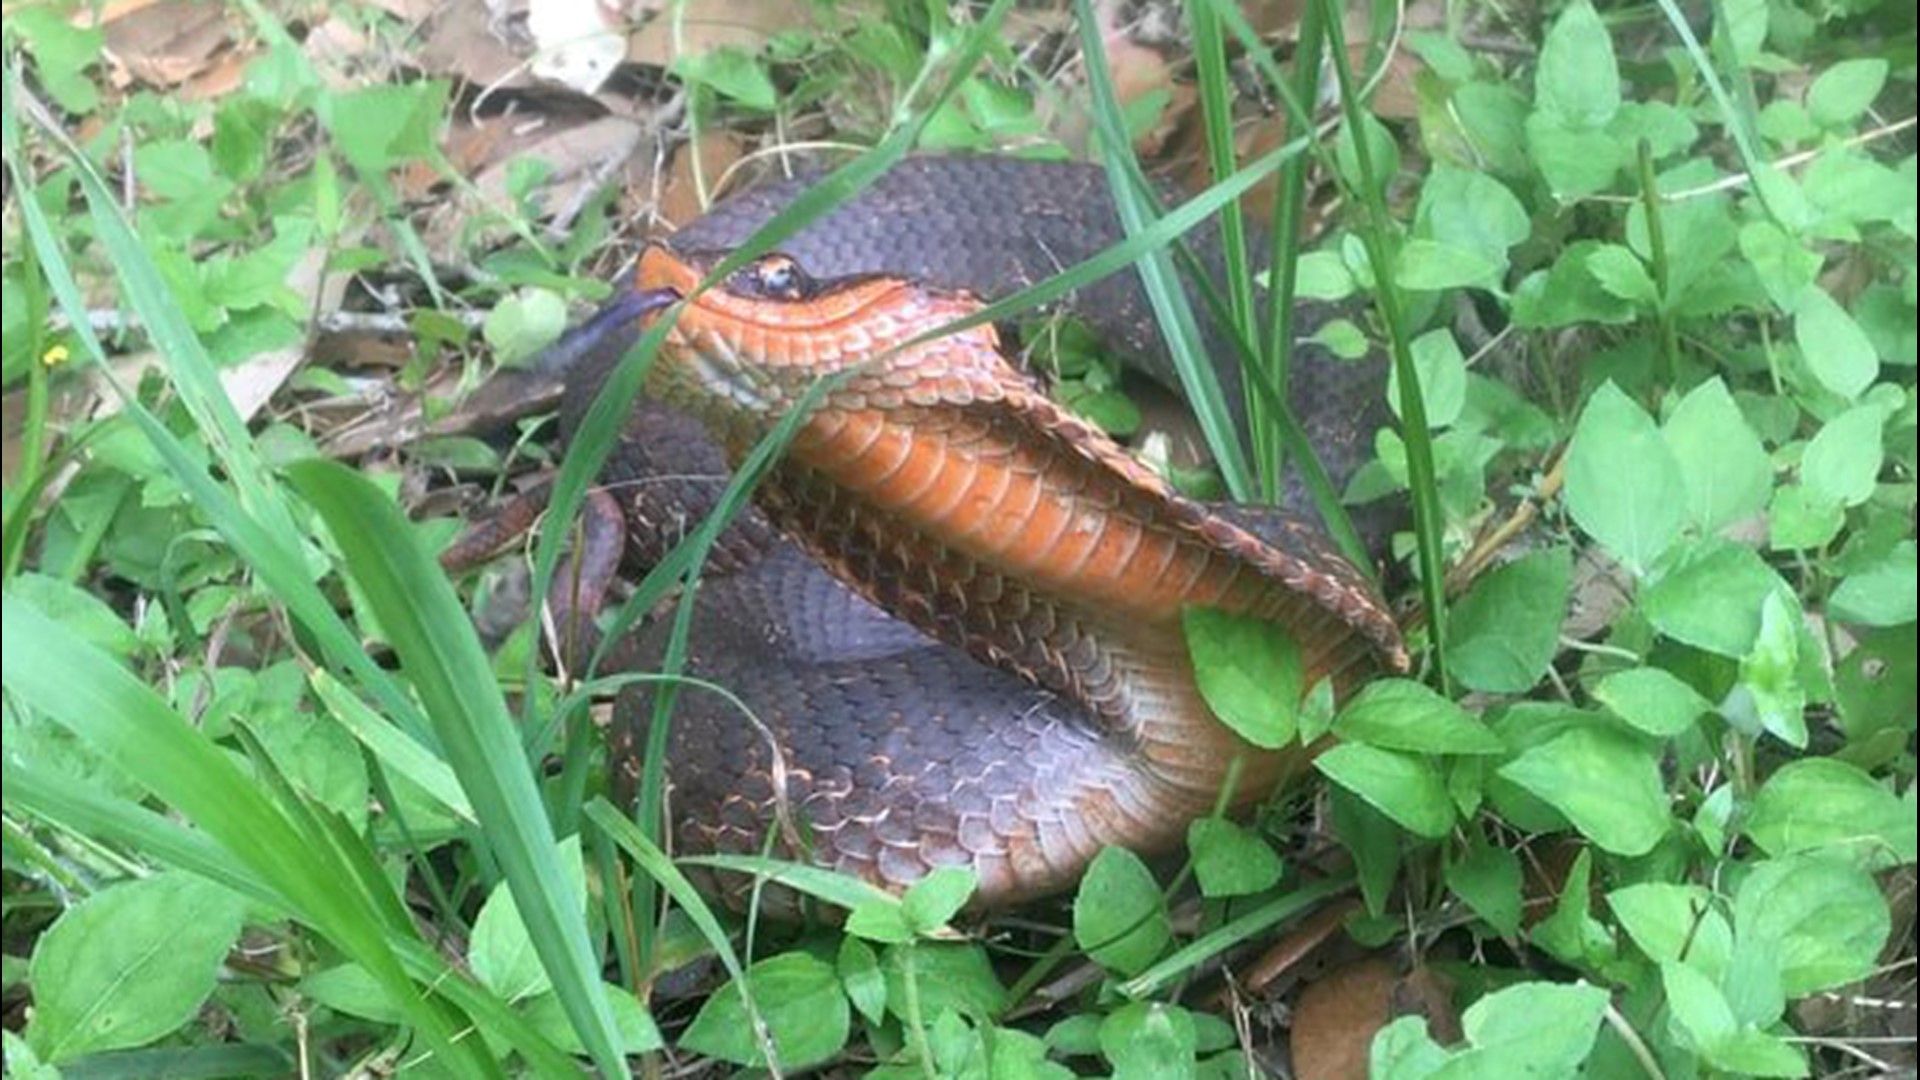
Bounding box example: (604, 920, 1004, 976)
(3, 0, 1916, 1077)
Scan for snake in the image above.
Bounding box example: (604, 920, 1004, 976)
(513, 155, 1408, 907)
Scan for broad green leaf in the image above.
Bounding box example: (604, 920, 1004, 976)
(1415, 168, 1529, 268)
(837, 938, 887, 1026)
(1585, 244, 1658, 305)
(1749, 758, 1911, 862)
(1395, 239, 1502, 291)
(1446, 547, 1573, 693)
(1333, 679, 1505, 755)
(1768, 485, 1845, 551)
(680, 953, 849, 1069)
(1453, 980, 1612, 1075)
(1830, 541, 1916, 627)
(1099, 1003, 1196, 1080)
(1795, 287, 1880, 399)
(1525, 116, 1626, 199)
(483, 288, 569, 368)
(469, 837, 587, 1003)
(1801, 403, 1885, 508)
(26, 874, 245, 1063)
(1611, 883, 1731, 979)
(1736, 592, 1809, 748)
(1073, 848, 1171, 977)
(881, 943, 1006, 1021)
(1445, 837, 1524, 938)
(1663, 378, 1774, 534)
(1642, 540, 1792, 657)
(1316, 744, 1455, 838)
(671, 47, 778, 110)
(1183, 607, 1302, 749)
(521, 985, 664, 1056)
(1738, 222, 1822, 309)
(1806, 59, 1888, 128)
(3, 573, 141, 659)
(1187, 818, 1284, 899)
(318, 82, 448, 176)
(1565, 383, 1687, 572)
(1499, 728, 1669, 855)
(1388, 330, 1468, 428)
(1533, 1, 1620, 129)
(1735, 853, 1890, 996)
(901, 868, 976, 934)
(1593, 666, 1713, 737)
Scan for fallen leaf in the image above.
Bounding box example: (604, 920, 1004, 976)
(419, 0, 536, 88)
(658, 130, 747, 227)
(529, 0, 624, 94)
(1292, 957, 1459, 1080)
(626, 0, 815, 67)
(85, 0, 233, 90)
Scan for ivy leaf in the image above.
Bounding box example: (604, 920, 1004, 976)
(1565, 383, 1687, 572)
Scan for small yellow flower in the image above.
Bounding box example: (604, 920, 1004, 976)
(41, 344, 71, 368)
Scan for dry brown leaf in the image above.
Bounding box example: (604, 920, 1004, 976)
(626, 0, 814, 66)
(419, 0, 536, 88)
(87, 0, 233, 90)
(657, 130, 747, 228)
(424, 113, 646, 249)
(1292, 956, 1397, 1080)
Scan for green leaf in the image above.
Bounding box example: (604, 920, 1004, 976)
(1293, 251, 1355, 301)
(1182, 607, 1302, 749)
(671, 46, 778, 110)
(1794, 287, 1880, 400)
(25, 874, 245, 1063)
(1454, 980, 1612, 1075)
(1447, 548, 1574, 693)
(1565, 383, 1687, 572)
(837, 938, 887, 1026)
(1611, 883, 1731, 978)
(1801, 403, 1885, 508)
(1333, 679, 1505, 755)
(1830, 541, 1916, 627)
(1738, 222, 1822, 309)
(901, 868, 976, 934)
(1749, 758, 1911, 862)
(881, 942, 1006, 1021)
(680, 953, 849, 1069)
(1585, 244, 1658, 305)
(1525, 116, 1626, 199)
(1187, 819, 1284, 899)
(1663, 377, 1774, 534)
(1415, 168, 1529, 270)
(3, 574, 141, 659)
(1806, 59, 1888, 128)
(1099, 1002, 1196, 1080)
(1315, 744, 1455, 838)
(1768, 485, 1845, 552)
(1073, 848, 1171, 977)
(1533, 0, 1620, 129)
(1593, 666, 1713, 737)
(469, 837, 588, 1003)
(521, 984, 664, 1056)
(483, 289, 569, 368)
(1499, 728, 1669, 855)
(1395, 239, 1503, 292)
(1642, 540, 1792, 657)
(1445, 836, 1524, 938)
(1735, 853, 1890, 996)
(12, 9, 103, 114)
(1388, 330, 1468, 429)
(1311, 316, 1371, 360)
(318, 82, 448, 176)
(1737, 591, 1808, 748)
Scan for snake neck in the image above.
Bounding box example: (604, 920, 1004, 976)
(649, 311, 1405, 795)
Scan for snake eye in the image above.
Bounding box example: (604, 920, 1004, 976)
(730, 255, 809, 301)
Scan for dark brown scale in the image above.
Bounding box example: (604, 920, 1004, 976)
(574, 155, 1405, 907)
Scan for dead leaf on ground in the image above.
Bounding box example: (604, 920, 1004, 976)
(626, 0, 815, 67)
(529, 0, 625, 94)
(657, 130, 747, 227)
(419, 0, 537, 88)
(423, 113, 647, 249)
(1291, 957, 1459, 1080)
(79, 0, 234, 91)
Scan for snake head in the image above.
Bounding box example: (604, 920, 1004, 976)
(633, 243, 1001, 424)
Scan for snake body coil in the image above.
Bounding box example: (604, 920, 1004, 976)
(563, 156, 1405, 906)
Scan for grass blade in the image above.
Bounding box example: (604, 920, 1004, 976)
(287, 460, 634, 1080)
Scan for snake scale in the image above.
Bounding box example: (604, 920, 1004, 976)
(530, 155, 1407, 906)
